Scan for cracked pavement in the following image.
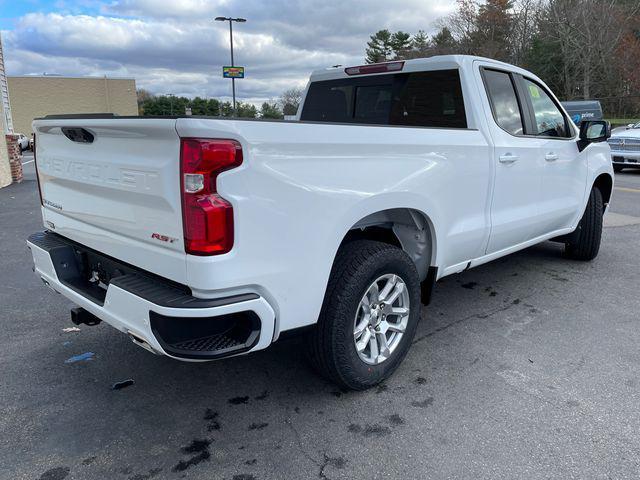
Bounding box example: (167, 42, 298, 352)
(2, 158, 640, 480)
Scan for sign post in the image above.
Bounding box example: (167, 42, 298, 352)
(215, 17, 247, 116)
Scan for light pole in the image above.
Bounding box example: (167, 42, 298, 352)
(215, 16, 246, 116)
(166, 93, 175, 115)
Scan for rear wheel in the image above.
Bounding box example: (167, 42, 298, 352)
(307, 240, 421, 390)
(614, 165, 624, 173)
(565, 187, 603, 261)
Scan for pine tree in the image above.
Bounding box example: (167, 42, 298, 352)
(365, 29, 393, 63)
(391, 31, 412, 59)
(431, 27, 458, 55)
(474, 0, 514, 61)
(411, 30, 431, 58)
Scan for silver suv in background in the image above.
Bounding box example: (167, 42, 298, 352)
(609, 122, 640, 172)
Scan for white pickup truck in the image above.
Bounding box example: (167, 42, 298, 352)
(28, 55, 613, 390)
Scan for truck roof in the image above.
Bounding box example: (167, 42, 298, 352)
(309, 55, 529, 83)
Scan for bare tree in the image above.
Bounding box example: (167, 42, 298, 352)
(443, 0, 479, 54)
(278, 88, 304, 116)
(510, 0, 543, 65)
(544, 0, 637, 99)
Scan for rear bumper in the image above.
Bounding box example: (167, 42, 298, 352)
(27, 231, 276, 361)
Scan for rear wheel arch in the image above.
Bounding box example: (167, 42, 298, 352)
(339, 208, 436, 282)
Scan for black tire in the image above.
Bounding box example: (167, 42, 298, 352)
(307, 240, 421, 390)
(565, 187, 603, 261)
(614, 165, 624, 173)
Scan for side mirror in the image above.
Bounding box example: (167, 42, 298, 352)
(628, 123, 634, 129)
(578, 120, 610, 152)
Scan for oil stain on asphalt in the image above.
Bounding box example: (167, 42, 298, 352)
(39, 467, 70, 480)
(172, 439, 212, 472)
(204, 408, 221, 431)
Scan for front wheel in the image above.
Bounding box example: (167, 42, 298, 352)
(565, 187, 603, 261)
(307, 240, 421, 390)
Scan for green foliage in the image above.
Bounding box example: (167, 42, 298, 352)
(365, 27, 461, 62)
(473, 0, 514, 61)
(260, 101, 283, 119)
(141, 95, 189, 116)
(366, 29, 394, 63)
(235, 102, 258, 118)
(190, 97, 221, 116)
(362, 0, 640, 117)
(430, 27, 457, 54)
(138, 94, 257, 118)
(411, 30, 431, 58)
(391, 31, 412, 59)
(524, 36, 565, 97)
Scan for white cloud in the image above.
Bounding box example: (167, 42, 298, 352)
(102, 0, 230, 18)
(3, 0, 456, 103)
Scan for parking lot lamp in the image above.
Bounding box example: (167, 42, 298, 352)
(215, 16, 247, 116)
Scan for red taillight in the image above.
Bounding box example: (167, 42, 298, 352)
(344, 61, 404, 76)
(180, 138, 243, 255)
(33, 134, 43, 206)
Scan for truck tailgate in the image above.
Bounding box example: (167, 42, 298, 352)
(33, 118, 187, 283)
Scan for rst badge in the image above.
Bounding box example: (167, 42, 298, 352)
(151, 233, 178, 244)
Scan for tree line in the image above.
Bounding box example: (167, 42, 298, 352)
(365, 0, 640, 118)
(137, 87, 303, 119)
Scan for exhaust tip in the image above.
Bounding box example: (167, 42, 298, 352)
(127, 331, 158, 355)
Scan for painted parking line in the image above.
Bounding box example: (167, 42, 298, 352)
(614, 186, 640, 193)
(22, 160, 34, 166)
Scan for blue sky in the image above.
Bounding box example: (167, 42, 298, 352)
(1, 0, 456, 103)
(0, 1, 102, 28)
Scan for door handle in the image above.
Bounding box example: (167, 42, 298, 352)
(499, 154, 519, 164)
(545, 153, 559, 162)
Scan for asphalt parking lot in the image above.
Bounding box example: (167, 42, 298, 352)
(2, 154, 640, 480)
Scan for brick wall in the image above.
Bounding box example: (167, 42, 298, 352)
(0, 133, 10, 188)
(6, 134, 22, 183)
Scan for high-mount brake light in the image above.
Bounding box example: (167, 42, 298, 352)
(344, 61, 405, 76)
(180, 138, 243, 256)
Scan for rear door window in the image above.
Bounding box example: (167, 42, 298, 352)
(482, 69, 524, 136)
(300, 69, 467, 128)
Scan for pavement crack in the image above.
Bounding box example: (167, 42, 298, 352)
(286, 418, 344, 479)
(414, 293, 536, 344)
(285, 418, 321, 469)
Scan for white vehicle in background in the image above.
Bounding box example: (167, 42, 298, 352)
(609, 122, 640, 172)
(17, 133, 29, 151)
(28, 55, 613, 390)
(612, 121, 640, 135)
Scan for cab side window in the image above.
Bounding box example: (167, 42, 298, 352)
(522, 78, 570, 138)
(483, 69, 524, 136)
